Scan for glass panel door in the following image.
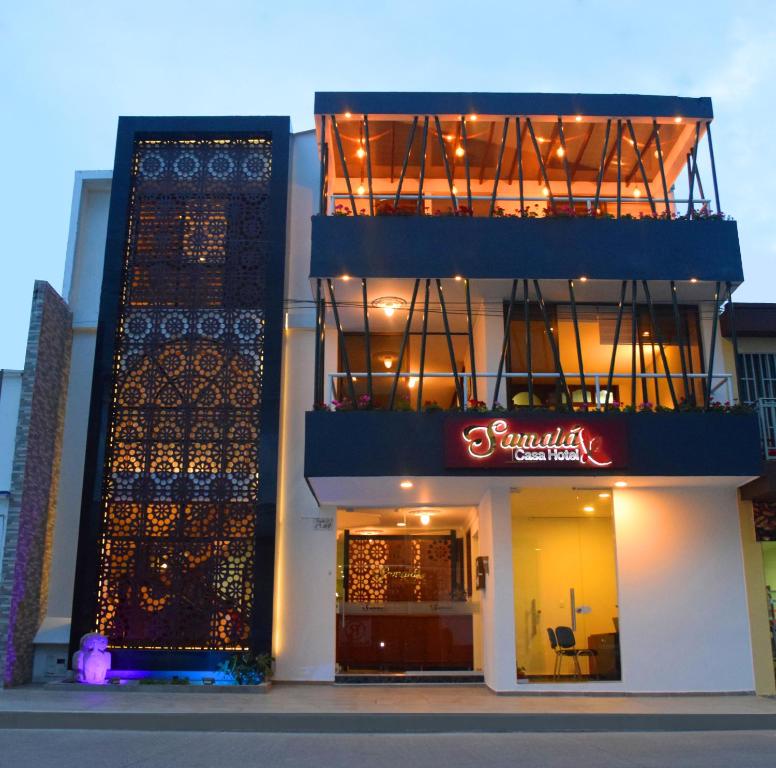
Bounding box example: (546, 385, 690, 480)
(512, 488, 620, 682)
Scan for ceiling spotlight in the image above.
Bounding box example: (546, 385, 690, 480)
(408, 376, 418, 389)
(633, 188, 642, 197)
(579, 276, 588, 282)
(455, 146, 465, 157)
(583, 506, 595, 513)
(419, 513, 431, 526)
(556, 146, 565, 158)
(357, 184, 365, 196)
(614, 481, 628, 488)
(598, 492, 611, 499)
(344, 112, 352, 119)
(381, 355, 395, 369)
(400, 480, 413, 489)
(542, 186, 550, 197)
(397, 521, 406, 527)
(575, 115, 583, 122)
(356, 147, 365, 159)
(469, 114, 478, 121)
(341, 274, 351, 281)
(689, 278, 698, 283)
(674, 116, 683, 123)
(454, 275, 463, 281)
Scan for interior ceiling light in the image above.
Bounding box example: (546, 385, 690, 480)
(344, 111, 352, 118)
(408, 376, 419, 389)
(451, 185, 458, 195)
(469, 114, 477, 121)
(633, 188, 642, 197)
(598, 492, 611, 499)
(357, 184, 365, 195)
(579, 276, 588, 282)
(614, 481, 628, 488)
(380, 354, 396, 370)
(689, 278, 698, 283)
(556, 146, 565, 158)
(455, 146, 465, 157)
(454, 275, 463, 281)
(542, 186, 550, 197)
(674, 116, 683, 123)
(400, 480, 413, 489)
(397, 521, 406, 527)
(575, 115, 583, 122)
(341, 274, 351, 281)
(583, 506, 595, 513)
(372, 296, 406, 318)
(356, 147, 365, 159)
(419, 513, 431, 526)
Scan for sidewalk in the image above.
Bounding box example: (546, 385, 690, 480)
(1, 684, 775, 732)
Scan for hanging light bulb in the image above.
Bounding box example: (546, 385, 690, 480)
(383, 303, 395, 317)
(356, 147, 365, 159)
(383, 356, 394, 369)
(455, 146, 465, 158)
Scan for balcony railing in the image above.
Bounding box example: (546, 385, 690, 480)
(756, 398, 776, 460)
(327, 370, 734, 412)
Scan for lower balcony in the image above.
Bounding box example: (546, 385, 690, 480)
(304, 409, 761, 482)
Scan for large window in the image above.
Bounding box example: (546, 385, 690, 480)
(507, 303, 704, 409)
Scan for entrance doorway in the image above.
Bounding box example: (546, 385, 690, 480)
(512, 487, 621, 682)
(761, 542, 776, 680)
(335, 506, 481, 675)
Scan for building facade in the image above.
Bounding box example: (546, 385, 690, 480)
(1, 92, 774, 694)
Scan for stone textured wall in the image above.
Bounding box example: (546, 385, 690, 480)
(0, 282, 72, 686)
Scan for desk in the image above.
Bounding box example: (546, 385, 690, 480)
(587, 632, 620, 680)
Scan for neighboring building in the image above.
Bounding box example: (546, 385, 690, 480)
(0, 93, 774, 694)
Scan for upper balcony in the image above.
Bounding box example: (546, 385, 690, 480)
(311, 92, 742, 282)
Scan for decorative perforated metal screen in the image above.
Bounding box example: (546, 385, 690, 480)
(95, 137, 272, 650)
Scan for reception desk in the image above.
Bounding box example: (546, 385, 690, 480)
(336, 602, 474, 671)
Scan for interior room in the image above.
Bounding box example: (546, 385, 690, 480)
(335, 505, 481, 674)
(512, 487, 621, 683)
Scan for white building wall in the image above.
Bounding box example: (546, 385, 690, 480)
(0, 371, 22, 577)
(273, 130, 337, 681)
(33, 172, 110, 679)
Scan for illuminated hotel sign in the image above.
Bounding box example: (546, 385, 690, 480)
(444, 417, 627, 469)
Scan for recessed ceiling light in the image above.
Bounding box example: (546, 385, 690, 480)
(598, 492, 611, 499)
(455, 146, 465, 157)
(344, 111, 352, 119)
(614, 481, 628, 488)
(575, 115, 582, 122)
(583, 505, 595, 513)
(400, 480, 413, 489)
(689, 278, 698, 283)
(396, 521, 406, 527)
(419, 513, 431, 525)
(674, 116, 683, 123)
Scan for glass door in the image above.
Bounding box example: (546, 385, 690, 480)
(512, 488, 621, 682)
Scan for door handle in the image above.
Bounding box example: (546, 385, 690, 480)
(570, 587, 576, 631)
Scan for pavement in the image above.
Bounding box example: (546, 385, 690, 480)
(2, 730, 776, 768)
(1, 684, 776, 733)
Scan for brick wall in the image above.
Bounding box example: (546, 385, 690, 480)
(0, 282, 72, 686)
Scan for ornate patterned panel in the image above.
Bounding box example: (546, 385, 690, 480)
(345, 534, 453, 603)
(754, 501, 776, 542)
(95, 137, 272, 650)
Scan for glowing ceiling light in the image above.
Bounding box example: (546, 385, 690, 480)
(451, 185, 458, 195)
(556, 146, 565, 158)
(579, 276, 588, 282)
(383, 356, 394, 369)
(575, 115, 583, 122)
(455, 146, 465, 157)
(356, 147, 365, 159)
(654, 150, 660, 158)
(614, 481, 628, 488)
(419, 513, 431, 525)
(454, 275, 463, 281)
(397, 521, 407, 527)
(469, 114, 477, 121)
(341, 274, 351, 281)
(408, 376, 418, 389)
(357, 184, 365, 196)
(542, 186, 550, 197)
(373, 296, 406, 318)
(689, 277, 698, 283)
(400, 480, 413, 489)
(674, 116, 683, 123)
(344, 112, 352, 118)
(583, 506, 595, 513)
(445, 134, 454, 142)
(633, 187, 642, 197)
(598, 492, 611, 499)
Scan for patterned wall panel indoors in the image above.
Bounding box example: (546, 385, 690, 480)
(754, 501, 776, 542)
(96, 138, 273, 650)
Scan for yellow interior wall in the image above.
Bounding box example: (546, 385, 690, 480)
(763, 542, 776, 590)
(738, 501, 776, 695)
(512, 515, 618, 676)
